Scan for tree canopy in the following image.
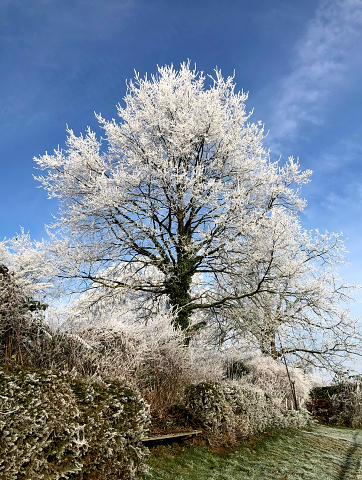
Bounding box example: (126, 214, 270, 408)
(34, 63, 311, 328)
(31, 62, 361, 370)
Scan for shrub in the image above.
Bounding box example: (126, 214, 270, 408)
(73, 318, 194, 417)
(308, 380, 362, 427)
(0, 368, 82, 479)
(0, 367, 150, 480)
(224, 353, 312, 411)
(0, 263, 36, 366)
(69, 377, 150, 479)
(306, 397, 335, 423)
(63, 315, 224, 418)
(283, 408, 312, 429)
(0, 263, 53, 369)
(327, 379, 362, 428)
(225, 359, 251, 380)
(181, 381, 311, 445)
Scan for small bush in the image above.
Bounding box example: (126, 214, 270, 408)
(0, 367, 150, 480)
(63, 316, 224, 419)
(0, 263, 43, 367)
(181, 381, 311, 445)
(225, 359, 251, 380)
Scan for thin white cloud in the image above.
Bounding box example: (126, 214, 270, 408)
(268, 0, 362, 144)
(317, 133, 362, 172)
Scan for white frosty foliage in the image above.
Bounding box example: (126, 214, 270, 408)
(0, 369, 150, 480)
(231, 353, 312, 410)
(30, 61, 361, 370)
(184, 381, 311, 444)
(210, 208, 361, 371)
(0, 228, 52, 300)
(34, 62, 311, 327)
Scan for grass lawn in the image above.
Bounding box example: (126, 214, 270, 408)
(142, 426, 362, 480)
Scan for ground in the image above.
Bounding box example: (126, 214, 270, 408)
(142, 425, 362, 479)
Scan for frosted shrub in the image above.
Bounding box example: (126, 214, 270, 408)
(66, 313, 224, 416)
(327, 379, 362, 427)
(225, 353, 311, 410)
(0, 367, 149, 480)
(283, 408, 313, 428)
(183, 382, 279, 442)
(0, 368, 82, 479)
(0, 263, 36, 366)
(69, 376, 150, 479)
(0, 263, 55, 370)
(74, 314, 192, 412)
(183, 381, 311, 445)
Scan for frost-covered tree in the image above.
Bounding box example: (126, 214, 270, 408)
(210, 210, 361, 371)
(0, 231, 55, 366)
(35, 62, 312, 331)
(0, 228, 51, 303)
(0, 262, 47, 365)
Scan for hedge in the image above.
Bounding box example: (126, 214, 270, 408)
(181, 381, 311, 444)
(309, 381, 362, 427)
(0, 367, 150, 480)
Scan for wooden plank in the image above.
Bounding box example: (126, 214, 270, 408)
(141, 430, 201, 443)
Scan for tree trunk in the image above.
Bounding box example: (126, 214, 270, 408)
(164, 252, 195, 331)
(260, 330, 279, 360)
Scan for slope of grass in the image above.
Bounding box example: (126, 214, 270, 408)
(142, 426, 362, 480)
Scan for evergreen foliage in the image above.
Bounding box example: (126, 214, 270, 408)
(310, 378, 362, 427)
(0, 367, 150, 480)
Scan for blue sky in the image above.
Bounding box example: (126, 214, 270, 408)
(1, 0, 362, 310)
